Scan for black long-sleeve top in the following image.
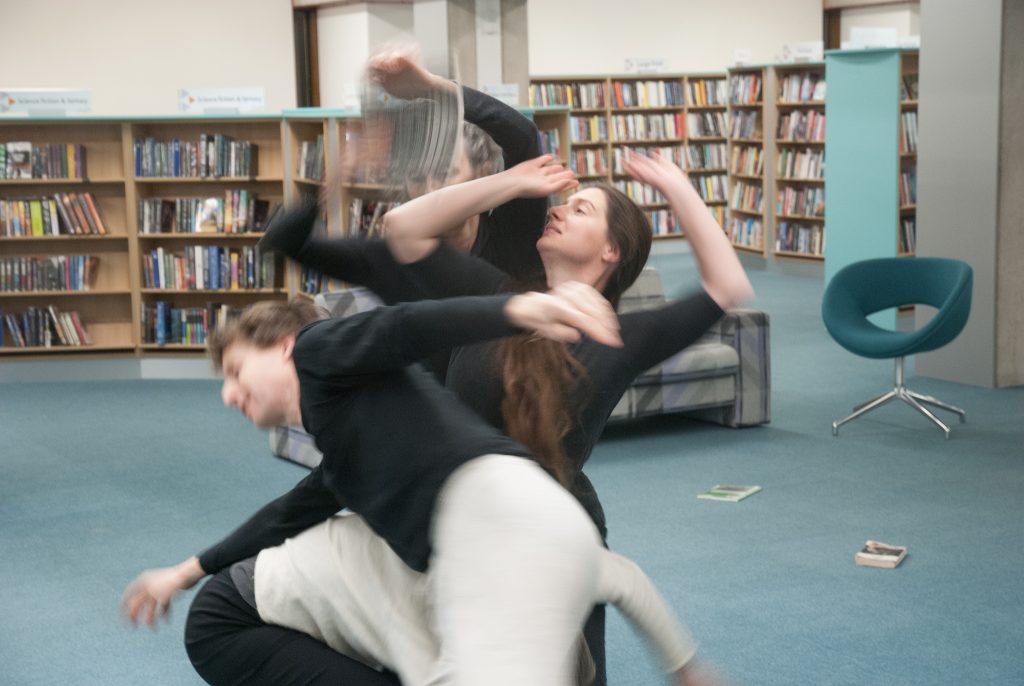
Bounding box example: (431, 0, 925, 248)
(259, 220, 724, 539)
(198, 296, 531, 575)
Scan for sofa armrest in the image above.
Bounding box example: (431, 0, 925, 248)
(693, 308, 771, 427)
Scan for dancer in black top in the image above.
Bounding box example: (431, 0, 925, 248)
(258, 151, 754, 683)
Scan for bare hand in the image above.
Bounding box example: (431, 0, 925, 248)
(622, 150, 690, 195)
(507, 155, 579, 198)
(505, 281, 621, 347)
(121, 558, 204, 630)
(673, 659, 729, 686)
(366, 45, 452, 100)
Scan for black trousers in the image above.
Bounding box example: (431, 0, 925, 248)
(184, 569, 607, 686)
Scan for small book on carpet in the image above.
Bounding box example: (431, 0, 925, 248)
(697, 484, 761, 502)
(855, 540, 907, 568)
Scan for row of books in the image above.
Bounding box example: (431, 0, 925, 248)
(0, 192, 107, 237)
(776, 148, 824, 179)
(0, 142, 86, 180)
(727, 216, 763, 248)
(529, 82, 607, 109)
(687, 79, 728, 107)
(690, 174, 728, 203)
(613, 179, 667, 206)
(610, 113, 686, 142)
(570, 115, 608, 143)
(685, 143, 728, 170)
(646, 208, 679, 236)
(707, 204, 726, 229)
(298, 135, 324, 181)
(573, 148, 608, 177)
(900, 74, 919, 101)
(900, 111, 918, 154)
(777, 186, 825, 217)
(899, 169, 917, 206)
(0, 306, 91, 348)
(899, 216, 916, 254)
(778, 73, 826, 103)
(138, 194, 280, 234)
(729, 110, 760, 139)
(776, 221, 824, 256)
(301, 266, 326, 295)
(731, 146, 764, 176)
(348, 198, 398, 237)
(133, 135, 258, 178)
(778, 111, 826, 143)
(731, 181, 765, 213)
(729, 74, 762, 105)
(611, 146, 686, 175)
(687, 112, 726, 138)
(611, 80, 685, 109)
(141, 301, 242, 346)
(143, 246, 275, 290)
(1, 255, 98, 293)
(537, 128, 562, 158)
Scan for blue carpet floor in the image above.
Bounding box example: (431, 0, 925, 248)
(2, 262, 1022, 685)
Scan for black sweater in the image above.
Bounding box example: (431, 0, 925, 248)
(198, 296, 531, 574)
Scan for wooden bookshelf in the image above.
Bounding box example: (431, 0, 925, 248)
(726, 66, 770, 256)
(898, 50, 918, 256)
(530, 72, 729, 239)
(772, 62, 827, 260)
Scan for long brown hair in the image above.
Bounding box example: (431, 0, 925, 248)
(500, 185, 652, 486)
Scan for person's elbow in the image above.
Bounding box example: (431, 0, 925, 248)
(706, 275, 754, 311)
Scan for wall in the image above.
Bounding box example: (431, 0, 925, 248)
(840, 3, 920, 43)
(915, 0, 1002, 387)
(527, 0, 822, 75)
(0, 0, 297, 115)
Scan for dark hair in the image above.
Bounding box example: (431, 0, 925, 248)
(498, 184, 651, 485)
(592, 183, 653, 309)
(208, 298, 328, 369)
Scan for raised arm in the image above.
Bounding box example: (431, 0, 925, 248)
(384, 155, 577, 264)
(121, 468, 341, 628)
(296, 284, 620, 383)
(622, 152, 753, 310)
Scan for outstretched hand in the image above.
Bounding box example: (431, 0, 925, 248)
(366, 45, 452, 100)
(622, 150, 690, 196)
(121, 557, 205, 630)
(505, 281, 622, 348)
(507, 155, 579, 198)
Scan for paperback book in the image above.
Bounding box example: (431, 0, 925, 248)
(855, 540, 907, 569)
(697, 484, 761, 502)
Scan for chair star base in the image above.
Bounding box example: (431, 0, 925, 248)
(831, 357, 966, 439)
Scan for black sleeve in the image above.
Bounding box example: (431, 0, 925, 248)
(197, 467, 343, 575)
(259, 201, 432, 306)
(462, 85, 547, 281)
(294, 294, 520, 383)
(616, 290, 726, 377)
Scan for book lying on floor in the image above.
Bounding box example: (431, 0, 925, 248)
(697, 484, 761, 502)
(855, 540, 908, 568)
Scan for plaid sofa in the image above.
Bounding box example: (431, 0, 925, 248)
(270, 268, 771, 468)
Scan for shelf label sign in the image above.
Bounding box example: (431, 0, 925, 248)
(624, 58, 665, 75)
(178, 87, 265, 114)
(733, 48, 753, 66)
(0, 89, 92, 114)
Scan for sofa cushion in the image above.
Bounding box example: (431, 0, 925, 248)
(634, 342, 739, 385)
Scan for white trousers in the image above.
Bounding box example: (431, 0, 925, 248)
(428, 454, 604, 686)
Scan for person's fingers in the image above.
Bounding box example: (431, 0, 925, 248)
(555, 282, 619, 334)
(549, 294, 622, 347)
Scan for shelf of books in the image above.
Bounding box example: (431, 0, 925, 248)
(898, 51, 918, 256)
(0, 121, 135, 355)
(726, 66, 770, 256)
(129, 117, 286, 351)
(772, 63, 826, 260)
(529, 73, 727, 239)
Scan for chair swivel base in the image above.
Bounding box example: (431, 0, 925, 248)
(831, 357, 966, 439)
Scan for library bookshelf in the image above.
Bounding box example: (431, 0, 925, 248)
(898, 50, 918, 257)
(771, 62, 826, 261)
(529, 73, 729, 239)
(726, 66, 772, 256)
